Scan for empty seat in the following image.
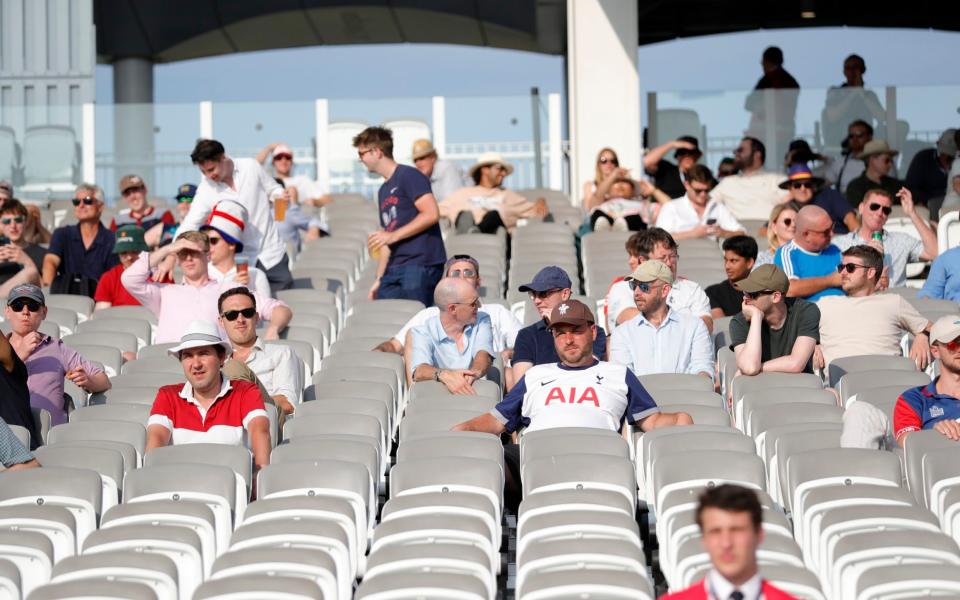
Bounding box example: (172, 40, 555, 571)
(517, 538, 646, 598)
(90, 387, 157, 406)
(0, 467, 102, 548)
(211, 548, 337, 600)
(27, 579, 159, 600)
(48, 420, 146, 464)
(50, 550, 178, 600)
(729, 372, 822, 405)
(399, 409, 490, 441)
(364, 542, 493, 600)
(838, 368, 931, 405)
(370, 512, 498, 575)
(76, 318, 151, 347)
(0, 530, 53, 598)
(519, 562, 653, 600)
(903, 429, 959, 505)
(137, 343, 179, 359)
(827, 354, 918, 388)
(32, 445, 124, 511)
(355, 571, 487, 600)
(70, 403, 150, 425)
(390, 457, 503, 532)
(857, 562, 960, 600)
(121, 356, 184, 377)
(738, 387, 837, 434)
(0, 505, 76, 564)
(639, 373, 714, 392)
(0, 558, 18, 600)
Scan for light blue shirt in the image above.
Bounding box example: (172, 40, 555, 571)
(409, 312, 494, 375)
(919, 246, 960, 302)
(608, 308, 714, 379)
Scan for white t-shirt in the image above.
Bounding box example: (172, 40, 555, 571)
(605, 277, 711, 334)
(282, 174, 326, 201)
(395, 302, 521, 353)
(655, 195, 744, 234)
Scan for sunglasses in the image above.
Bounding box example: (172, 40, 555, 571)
(529, 288, 561, 300)
(273, 154, 293, 161)
(939, 339, 960, 353)
(72, 197, 96, 206)
(689, 187, 711, 196)
(868, 203, 892, 215)
(0, 217, 24, 225)
(221, 307, 257, 321)
(9, 298, 41, 313)
(176, 249, 203, 260)
(628, 280, 660, 293)
(599, 157, 619, 165)
(122, 185, 145, 196)
(790, 181, 815, 190)
(837, 263, 870, 273)
(741, 290, 775, 300)
(449, 269, 477, 278)
(454, 299, 481, 309)
(176, 197, 194, 204)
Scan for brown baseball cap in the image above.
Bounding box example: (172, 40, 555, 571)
(547, 300, 595, 329)
(734, 264, 790, 294)
(119, 174, 145, 194)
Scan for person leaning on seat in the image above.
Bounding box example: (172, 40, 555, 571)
(660, 484, 798, 600)
(145, 320, 271, 475)
(452, 300, 692, 508)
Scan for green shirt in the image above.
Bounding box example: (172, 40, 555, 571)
(729, 298, 821, 374)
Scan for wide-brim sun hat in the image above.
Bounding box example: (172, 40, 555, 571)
(468, 152, 514, 178)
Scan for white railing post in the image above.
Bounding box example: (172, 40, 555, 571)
(547, 93, 562, 193)
(432, 96, 446, 154)
(81, 102, 95, 183)
(315, 98, 330, 190)
(200, 101, 213, 138)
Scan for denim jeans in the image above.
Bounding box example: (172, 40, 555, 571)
(377, 263, 444, 306)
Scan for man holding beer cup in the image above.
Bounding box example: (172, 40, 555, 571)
(354, 126, 446, 306)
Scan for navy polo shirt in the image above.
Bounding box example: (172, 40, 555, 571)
(512, 319, 608, 366)
(48, 222, 119, 281)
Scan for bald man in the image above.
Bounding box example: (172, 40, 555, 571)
(774, 205, 844, 300)
(407, 277, 495, 394)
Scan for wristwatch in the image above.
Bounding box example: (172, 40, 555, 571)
(434, 369, 442, 382)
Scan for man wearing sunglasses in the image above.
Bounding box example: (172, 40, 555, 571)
(656, 164, 745, 241)
(0, 199, 46, 287)
(816, 245, 931, 375)
(774, 205, 844, 301)
(731, 264, 820, 376)
(845, 140, 905, 208)
(109, 174, 175, 235)
(610, 260, 713, 379)
(148, 183, 197, 248)
(833, 188, 937, 288)
(5, 284, 111, 426)
(511, 266, 607, 389)
(217, 288, 301, 417)
(642, 135, 703, 200)
(122, 230, 291, 343)
(42, 183, 119, 296)
(824, 120, 873, 195)
(408, 277, 494, 395)
(779, 164, 859, 234)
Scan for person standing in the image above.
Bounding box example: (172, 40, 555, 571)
(354, 126, 446, 305)
(174, 139, 294, 294)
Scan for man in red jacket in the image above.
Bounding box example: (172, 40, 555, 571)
(663, 485, 797, 600)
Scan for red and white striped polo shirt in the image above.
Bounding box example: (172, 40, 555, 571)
(148, 378, 268, 448)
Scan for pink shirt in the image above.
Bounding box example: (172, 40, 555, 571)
(121, 253, 288, 343)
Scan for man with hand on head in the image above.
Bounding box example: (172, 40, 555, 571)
(218, 287, 301, 417)
(662, 484, 797, 599)
(145, 320, 271, 491)
(511, 266, 607, 388)
(94, 225, 172, 312)
(5, 284, 111, 425)
(610, 260, 713, 379)
(122, 230, 291, 343)
(408, 277, 494, 395)
(731, 264, 820, 376)
(452, 300, 692, 508)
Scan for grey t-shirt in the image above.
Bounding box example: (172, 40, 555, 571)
(729, 298, 821, 374)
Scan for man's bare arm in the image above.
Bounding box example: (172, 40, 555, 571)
(451, 413, 506, 435)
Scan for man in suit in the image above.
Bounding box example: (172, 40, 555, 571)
(663, 485, 797, 600)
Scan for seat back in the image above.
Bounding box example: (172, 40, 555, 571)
(0, 467, 102, 548)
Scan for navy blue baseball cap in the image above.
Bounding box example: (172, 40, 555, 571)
(175, 183, 197, 201)
(518, 266, 572, 293)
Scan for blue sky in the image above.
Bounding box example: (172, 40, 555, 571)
(93, 27, 960, 149)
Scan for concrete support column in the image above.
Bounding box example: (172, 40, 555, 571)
(112, 57, 155, 199)
(566, 0, 639, 202)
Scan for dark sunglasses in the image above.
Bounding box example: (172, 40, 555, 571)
(529, 288, 561, 300)
(599, 157, 619, 165)
(9, 299, 42, 313)
(868, 203, 892, 216)
(628, 280, 660, 293)
(0, 217, 24, 225)
(741, 290, 775, 300)
(790, 181, 815, 190)
(221, 307, 257, 321)
(72, 197, 96, 206)
(837, 263, 870, 273)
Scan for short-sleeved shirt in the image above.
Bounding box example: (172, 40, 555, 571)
(378, 164, 446, 268)
(148, 378, 268, 447)
(513, 319, 607, 366)
(408, 313, 495, 375)
(919, 246, 960, 302)
(729, 298, 821, 374)
(48, 222, 119, 282)
(845, 174, 904, 208)
(94, 263, 155, 307)
(808, 189, 855, 234)
(816, 293, 928, 366)
(0, 351, 40, 449)
(396, 303, 521, 353)
(491, 360, 659, 433)
(832, 229, 924, 288)
(655, 195, 744, 235)
(705, 279, 744, 317)
(0, 244, 48, 287)
(110, 206, 176, 232)
(25, 335, 105, 426)
(893, 379, 960, 441)
(645, 160, 685, 200)
(0, 416, 34, 468)
(774, 240, 843, 301)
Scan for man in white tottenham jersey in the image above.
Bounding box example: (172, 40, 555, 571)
(453, 299, 693, 505)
